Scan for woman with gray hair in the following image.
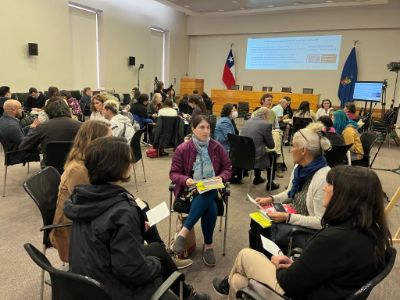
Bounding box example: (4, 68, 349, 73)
(255, 122, 331, 229)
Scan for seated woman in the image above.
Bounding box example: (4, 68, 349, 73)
(293, 101, 317, 122)
(148, 92, 162, 120)
(50, 120, 111, 262)
(130, 93, 154, 128)
(344, 101, 359, 121)
(318, 115, 344, 146)
(214, 103, 236, 153)
(64, 136, 209, 300)
(90, 94, 106, 120)
(214, 165, 392, 300)
(102, 99, 135, 143)
(315, 99, 333, 120)
(188, 94, 208, 121)
(60, 90, 82, 117)
(158, 98, 178, 117)
(170, 115, 231, 267)
(333, 110, 363, 159)
(250, 123, 331, 252)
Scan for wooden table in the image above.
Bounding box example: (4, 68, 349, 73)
(210, 89, 320, 115)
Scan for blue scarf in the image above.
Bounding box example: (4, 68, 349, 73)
(192, 136, 215, 180)
(288, 155, 327, 198)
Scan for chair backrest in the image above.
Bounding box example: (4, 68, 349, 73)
(262, 86, 273, 92)
(302, 88, 314, 94)
(360, 132, 377, 156)
(130, 129, 145, 163)
(24, 243, 112, 300)
(0, 134, 9, 164)
(281, 87, 292, 93)
(113, 93, 121, 101)
(292, 117, 313, 135)
(243, 85, 253, 91)
(230, 85, 240, 90)
(208, 115, 217, 138)
(324, 143, 353, 167)
(70, 90, 82, 100)
(347, 248, 397, 300)
(228, 134, 256, 170)
(44, 141, 74, 174)
(153, 116, 185, 149)
(23, 167, 61, 247)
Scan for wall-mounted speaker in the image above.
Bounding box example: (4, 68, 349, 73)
(28, 43, 38, 56)
(128, 56, 135, 66)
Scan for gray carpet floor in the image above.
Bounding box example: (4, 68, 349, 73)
(0, 142, 399, 300)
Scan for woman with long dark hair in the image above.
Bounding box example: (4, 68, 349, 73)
(293, 100, 316, 122)
(214, 165, 392, 300)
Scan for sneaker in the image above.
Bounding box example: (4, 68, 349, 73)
(213, 276, 229, 297)
(172, 235, 186, 255)
(172, 256, 193, 270)
(186, 285, 211, 300)
(253, 177, 266, 185)
(202, 247, 216, 267)
(276, 168, 284, 178)
(266, 181, 280, 191)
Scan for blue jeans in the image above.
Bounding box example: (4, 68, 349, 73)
(184, 190, 218, 245)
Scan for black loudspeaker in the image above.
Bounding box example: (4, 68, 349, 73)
(28, 43, 38, 56)
(128, 56, 135, 66)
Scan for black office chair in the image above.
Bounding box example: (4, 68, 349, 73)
(153, 116, 185, 154)
(25, 243, 186, 300)
(0, 134, 40, 197)
(324, 143, 353, 167)
(302, 88, 314, 94)
(262, 86, 273, 92)
(23, 167, 72, 300)
(44, 141, 74, 174)
(236, 248, 397, 300)
(70, 90, 82, 101)
(227, 134, 256, 192)
(122, 93, 131, 105)
(243, 85, 253, 91)
(231, 85, 240, 90)
(130, 129, 147, 192)
(289, 117, 313, 152)
(168, 183, 231, 256)
(352, 132, 377, 167)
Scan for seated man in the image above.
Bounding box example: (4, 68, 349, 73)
(26, 87, 46, 111)
(241, 107, 279, 190)
(0, 100, 40, 163)
(80, 87, 92, 116)
(102, 99, 135, 143)
(0, 86, 12, 117)
(19, 98, 82, 161)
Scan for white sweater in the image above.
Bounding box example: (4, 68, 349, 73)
(273, 165, 330, 230)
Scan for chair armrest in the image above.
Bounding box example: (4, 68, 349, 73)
(40, 223, 72, 232)
(236, 287, 266, 300)
(169, 183, 176, 192)
(150, 271, 185, 300)
(290, 227, 317, 236)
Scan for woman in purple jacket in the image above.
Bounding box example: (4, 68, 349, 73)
(170, 115, 231, 267)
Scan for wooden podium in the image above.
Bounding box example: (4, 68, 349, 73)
(180, 78, 204, 95)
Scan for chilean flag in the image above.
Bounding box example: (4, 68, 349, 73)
(222, 49, 236, 89)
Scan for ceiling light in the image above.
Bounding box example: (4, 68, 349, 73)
(240, 7, 246, 10)
(232, 0, 238, 3)
(183, 4, 190, 8)
(267, 5, 274, 8)
(218, 9, 225, 12)
(325, 0, 334, 2)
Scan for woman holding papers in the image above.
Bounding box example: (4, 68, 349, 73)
(255, 122, 331, 230)
(65, 137, 210, 300)
(214, 166, 392, 300)
(170, 115, 231, 267)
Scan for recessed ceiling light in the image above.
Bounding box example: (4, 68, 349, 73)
(239, 7, 246, 10)
(183, 4, 190, 8)
(267, 5, 274, 8)
(325, 0, 334, 2)
(218, 9, 225, 12)
(232, 0, 238, 3)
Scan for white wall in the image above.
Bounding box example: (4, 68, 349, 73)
(187, 2, 400, 107)
(0, 0, 189, 94)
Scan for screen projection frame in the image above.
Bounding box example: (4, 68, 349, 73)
(245, 35, 342, 71)
(352, 81, 384, 102)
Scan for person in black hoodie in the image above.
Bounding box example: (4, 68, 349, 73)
(213, 165, 392, 300)
(64, 136, 210, 300)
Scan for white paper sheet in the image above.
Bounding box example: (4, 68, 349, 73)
(247, 193, 262, 209)
(135, 198, 147, 210)
(146, 202, 170, 227)
(260, 235, 282, 256)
